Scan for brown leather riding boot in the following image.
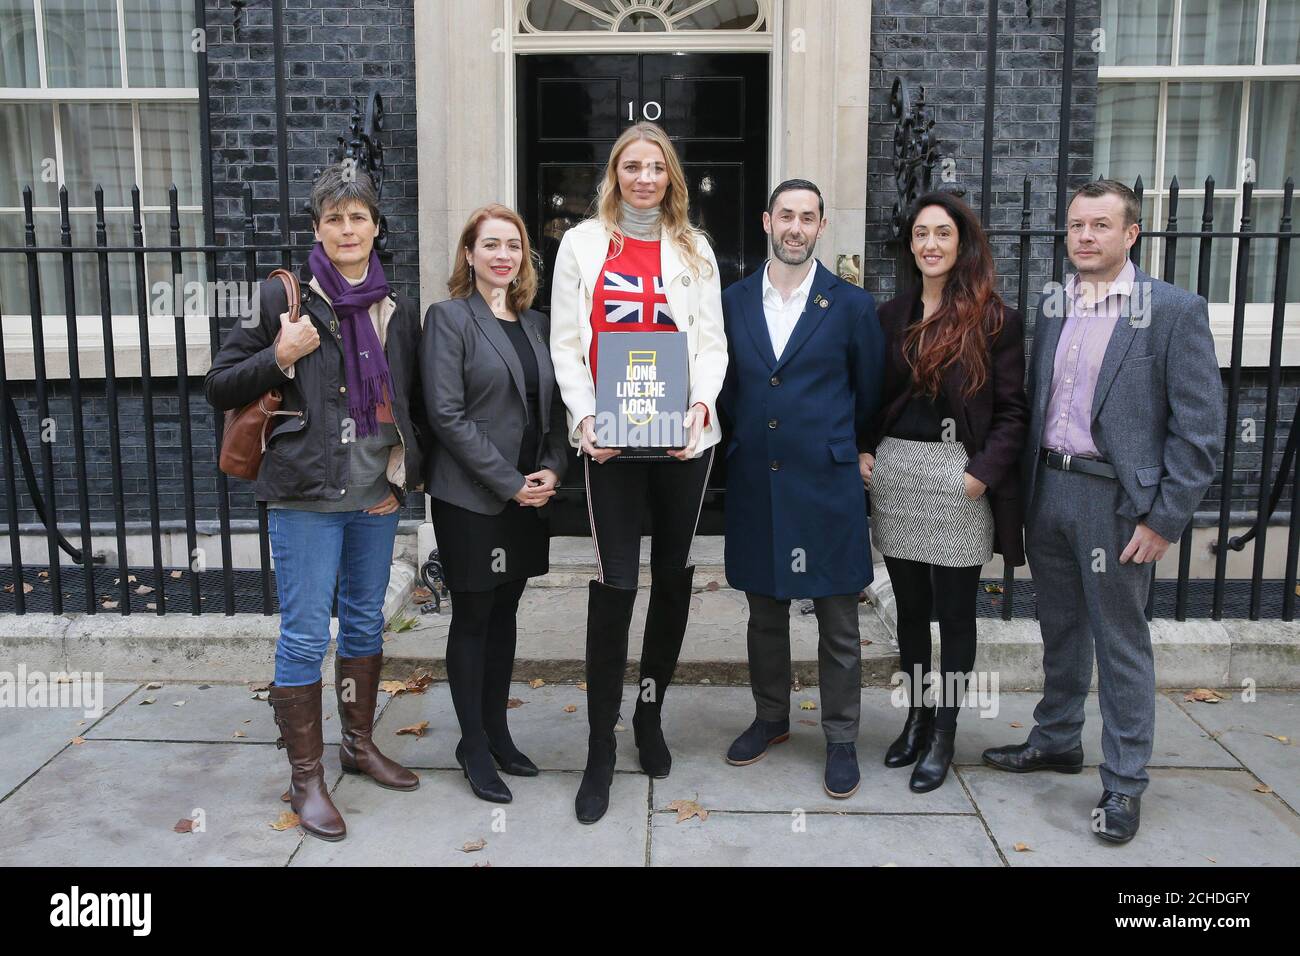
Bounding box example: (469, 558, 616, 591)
(335, 653, 420, 791)
(268, 681, 346, 842)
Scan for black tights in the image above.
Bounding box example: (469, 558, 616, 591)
(883, 556, 981, 732)
(446, 578, 529, 755)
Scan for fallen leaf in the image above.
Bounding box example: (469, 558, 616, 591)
(146, 682, 164, 690)
(1009, 721, 1023, 729)
(563, 704, 577, 713)
(378, 680, 408, 695)
(38, 570, 49, 579)
(799, 700, 818, 711)
(705, 581, 719, 591)
(139, 697, 156, 705)
(172, 700, 186, 708)
(983, 583, 1004, 594)
(507, 697, 526, 709)
(146, 602, 157, 610)
(232, 730, 246, 739)
(412, 587, 432, 603)
(170, 570, 183, 579)
(270, 811, 300, 831)
(666, 799, 709, 824)
(1267, 734, 1290, 745)
(3, 582, 34, 594)
(798, 719, 818, 726)
(529, 678, 546, 689)
(135, 584, 154, 595)
(101, 600, 118, 609)
(75, 720, 85, 727)
(280, 790, 290, 803)
(250, 691, 269, 702)
(403, 671, 433, 694)
(247, 681, 269, 692)
(1184, 688, 1226, 703)
(173, 818, 196, 833)
(460, 839, 486, 853)
(576, 681, 587, 692)
(1013, 842, 1032, 852)
(243, 718, 251, 724)
(1254, 784, 1274, 794)
(386, 615, 418, 633)
(396, 721, 429, 738)
(614, 722, 626, 732)
(70, 737, 85, 745)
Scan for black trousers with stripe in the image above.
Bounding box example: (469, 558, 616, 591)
(583, 448, 714, 588)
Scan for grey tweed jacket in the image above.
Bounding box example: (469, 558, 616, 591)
(1021, 265, 1225, 541)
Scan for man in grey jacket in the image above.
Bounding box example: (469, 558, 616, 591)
(982, 179, 1224, 844)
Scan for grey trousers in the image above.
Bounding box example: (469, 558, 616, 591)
(745, 591, 862, 743)
(1025, 465, 1157, 796)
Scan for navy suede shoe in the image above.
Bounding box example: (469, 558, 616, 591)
(725, 717, 791, 766)
(823, 742, 860, 798)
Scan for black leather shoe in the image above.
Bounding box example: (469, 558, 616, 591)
(633, 700, 672, 778)
(488, 739, 540, 777)
(823, 742, 861, 798)
(575, 736, 617, 824)
(725, 717, 791, 766)
(454, 740, 512, 804)
(909, 728, 955, 792)
(1094, 790, 1141, 844)
(884, 706, 935, 768)
(981, 741, 1084, 773)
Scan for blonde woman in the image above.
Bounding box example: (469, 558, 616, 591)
(550, 122, 728, 823)
(421, 204, 569, 803)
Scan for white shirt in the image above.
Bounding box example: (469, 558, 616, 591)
(760, 259, 817, 360)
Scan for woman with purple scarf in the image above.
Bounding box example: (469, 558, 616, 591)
(205, 164, 425, 842)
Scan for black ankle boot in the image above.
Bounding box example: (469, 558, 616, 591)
(575, 580, 636, 824)
(884, 705, 935, 768)
(909, 728, 956, 793)
(455, 738, 512, 803)
(633, 564, 695, 779)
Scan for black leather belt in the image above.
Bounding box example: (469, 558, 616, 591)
(1040, 447, 1118, 480)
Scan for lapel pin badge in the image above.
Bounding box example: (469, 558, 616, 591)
(816, 295, 828, 309)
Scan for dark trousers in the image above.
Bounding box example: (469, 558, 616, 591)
(883, 556, 981, 731)
(746, 591, 862, 743)
(446, 578, 529, 747)
(583, 448, 714, 588)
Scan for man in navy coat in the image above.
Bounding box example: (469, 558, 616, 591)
(717, 179, 885, 798)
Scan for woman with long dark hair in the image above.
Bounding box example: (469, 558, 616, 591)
(549, 122, 728, 823)
(863, 191, 1028, 793)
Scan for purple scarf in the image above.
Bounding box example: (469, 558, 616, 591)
(308, 243, 394, 438)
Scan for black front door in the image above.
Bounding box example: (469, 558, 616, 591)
(517, 51, 769, 535)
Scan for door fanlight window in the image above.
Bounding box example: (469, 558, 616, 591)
(519, 0, 770, 35)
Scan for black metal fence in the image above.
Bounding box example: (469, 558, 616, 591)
(0, 172, 1296, 620)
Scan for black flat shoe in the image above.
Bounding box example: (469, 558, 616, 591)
(884, 706, 935, 768)
(909, 728, 955, 792)
(455, 740, 512, 804)
(488, 739, 540, 777)
(1094, 790, 1141, 844)
(981, 740, 1084, 773)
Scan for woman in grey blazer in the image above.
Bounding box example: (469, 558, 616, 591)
(421, 204, 569, 803)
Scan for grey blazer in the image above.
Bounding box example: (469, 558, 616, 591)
(421, 290, 569, 515)
(1022, 266, 1224, 542)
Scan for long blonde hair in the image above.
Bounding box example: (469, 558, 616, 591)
(595, 122, 712, 280)
(447, 204, 539, 313)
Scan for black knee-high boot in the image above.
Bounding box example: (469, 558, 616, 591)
(632, 564, 695, 778)
(447, 592, 511, 803)
(575, 579, 637, 824)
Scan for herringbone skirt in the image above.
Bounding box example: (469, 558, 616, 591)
(870, 436, 994, 567)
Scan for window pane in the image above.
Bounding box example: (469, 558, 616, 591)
(1099, 0, 1174, 66)
(0, 213, 32, 313)
(1246, 198, 1300, 303)
(43, 0, 121, 87)
(143, 211, 206, 316)
(123, 0, 199, 87)
(3, 212, 133, 315)
(669, 0, 761, 31)
(1178, 0, 1258, 66)
(1264, 0, 1300, 64)
(59, 102, 135, 207)
(0, 0, 40, 86)
(69, 212, 136, 315)
(522, 0, 616, 32)
(0, 103, 58, 206)
(1165, 196, 1235, 301)
(1165, 82, 1242, 188)
(1094, 83, 1159, 186)
(139, 103, 200, 206)
(1248, 81, 1300, 190)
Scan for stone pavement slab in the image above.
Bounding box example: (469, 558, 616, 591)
(0, 682, 137, 797)
(960, 766, 1300, 866)
(649, 811, 1004, 867)
(84, 681, 353, 745)
(290, 769, 649, 867)
(0, 738, 342, 866)
(1168, 690, 1299, 811)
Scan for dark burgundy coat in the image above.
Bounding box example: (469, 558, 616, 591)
(866, 285, 1030, 566)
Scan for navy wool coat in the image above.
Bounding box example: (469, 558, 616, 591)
(717, 261, 885, 600)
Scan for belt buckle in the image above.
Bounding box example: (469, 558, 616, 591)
(1061, 452, 1072, 472)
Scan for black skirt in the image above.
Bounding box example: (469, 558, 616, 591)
(430, 496, 550, 593)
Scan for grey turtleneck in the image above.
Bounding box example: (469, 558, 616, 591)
(618, 200, 661, 241)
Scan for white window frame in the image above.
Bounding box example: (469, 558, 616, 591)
(1098, 0, 1300, 367)
(0, 0, 211, 380)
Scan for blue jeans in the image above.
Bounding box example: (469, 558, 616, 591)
(267, 508, 401, 687)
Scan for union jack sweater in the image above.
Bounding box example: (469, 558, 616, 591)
(588, 235, 677, 381)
